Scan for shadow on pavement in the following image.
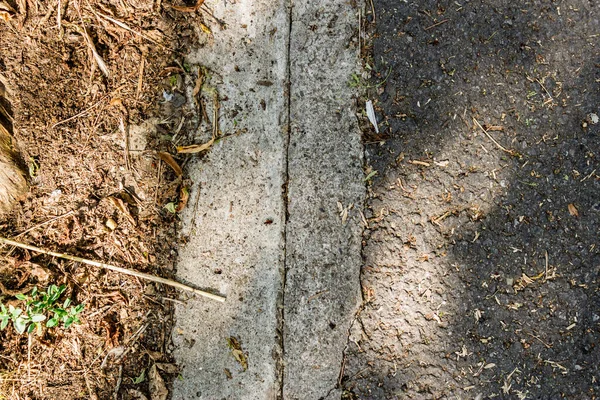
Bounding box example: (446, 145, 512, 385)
(344, 0, 600, 398)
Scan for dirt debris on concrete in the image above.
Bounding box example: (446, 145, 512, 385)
(0, 0, 217, 398)
(343, 0, 600, 399)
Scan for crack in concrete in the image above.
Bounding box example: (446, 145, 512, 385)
(278, 0, 293, 398)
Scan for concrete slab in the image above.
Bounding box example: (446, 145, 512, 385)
(172, 1, 364, 399)
(171, 1, 290, 399)
(283, 2, 365, 400)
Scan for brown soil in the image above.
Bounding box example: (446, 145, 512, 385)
(0, 0, 210, 398)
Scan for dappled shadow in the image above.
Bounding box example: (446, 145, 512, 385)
(344, 0, 600, 398)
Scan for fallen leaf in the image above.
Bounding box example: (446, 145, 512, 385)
(177, 137, 215, 154)
(192, 70, 204, 99)
(164, 202, 177, 214)
(199, 22, 212, 35)
(0, 0, 16, 21)
(568, 203, 579, 217)
(176, 186, 190, 212)
(82, 29, 110, 77)
(132, 369, 146, 384)
(157, 152, 182, 177)
(224, 368, 233, 380)
(226, 337, 248, 371)
(127, 389, 148, 400)
(365, 100, 379, 133)
(148, 364, 168, 400)
(155, 363, 179, 374)
(108, 196, 136, 226)
(171, 0, 205, 12)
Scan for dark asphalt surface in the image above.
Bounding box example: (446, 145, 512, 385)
(344, 0, 600, 398)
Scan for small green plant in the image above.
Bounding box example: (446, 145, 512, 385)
(0, 285, 84, 335)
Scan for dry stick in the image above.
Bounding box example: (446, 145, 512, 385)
(0, 237, 226, 302)
(472, 118, 514, 155)
(424, 18, 449, 31)
(51, 98, 105, 128)
(368, 0, 375, 24)
(136, 54, 145, 99)
(14, 211, 75, 238)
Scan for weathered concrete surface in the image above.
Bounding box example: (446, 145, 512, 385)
(171, 1, 290, 398)
(283, 2, 365, 399)
(172, 0, 364, 398)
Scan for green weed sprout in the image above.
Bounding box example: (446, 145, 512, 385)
(0, 285, 84, 335)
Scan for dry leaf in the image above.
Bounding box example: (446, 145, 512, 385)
(176, 186, 190, 212)
(192, 71, 204, 98)
(199, 22, 212, 34)
(0, 0, 16, 21)
(127, 389, 149, 400)
(28, 263, 51, 281)
(148, 364, 168, 400)
(226, 337, 248, 371)
(177, 137, 215, 154)
(82, 30, 110, 77)
(171, 0, 205, 12)
(365, 100, 379, 133)
(155, 363, 179, 374)
(108, 196, 136, 226)
(568, 203, 579, 217)
(157, 152, 182, 177)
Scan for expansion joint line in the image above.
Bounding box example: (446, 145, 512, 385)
(279, 0, 293, 399)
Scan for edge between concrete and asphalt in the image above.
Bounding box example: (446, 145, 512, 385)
(171, 1, 365, 399)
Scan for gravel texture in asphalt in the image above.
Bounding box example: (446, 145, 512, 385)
(344, 0, 600, 398)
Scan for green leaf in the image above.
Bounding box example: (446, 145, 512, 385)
(46, 318, 58, 328)
(28, 157, 39, 178)
(14, 317, 28, 335)
(0, 318, 8, 330)
(27, 323, 36, 334)
(63, 298, 71, 308)
(164, 202, 177, 214)
(15, 294, 27, 301)
(363, 170, 378, 182)
(31, 314, 46, 323)
(10, 307, 22, 319)
(54, 308, 67, 318)
(132, 369, 146, 384)
(31, 287, 38, 297)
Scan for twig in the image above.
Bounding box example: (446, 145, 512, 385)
(536, 78, 553, 102)
(526, 331, 552, 349)
(113, 365, 123, 400)
(12, 211, 75, 239)
(51, 98, 105, 128)
(0, 237, 226, 302)
(136, 51, 145, 99)
(118, 117, 130, 170)
(94, 11, 177, 52)
(472, 118, 514, 155)
(368, 0, 375, 24)
(27, 334, 32, 380)
(424, 19, 449, 31)
(154, 158, 162, 206)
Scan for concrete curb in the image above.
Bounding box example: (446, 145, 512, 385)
(172, 1, 364, 399)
